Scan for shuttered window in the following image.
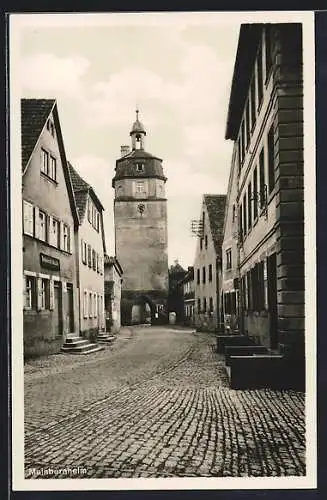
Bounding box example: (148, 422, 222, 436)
(23, 201, 34, 236)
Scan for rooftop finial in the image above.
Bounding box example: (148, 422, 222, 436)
(136, 107, 139, 121)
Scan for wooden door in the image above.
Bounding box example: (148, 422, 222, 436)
(66, 283, 74, 333)
(53, 281, 62, 335)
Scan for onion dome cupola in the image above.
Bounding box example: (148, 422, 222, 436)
(130, 108, 146, 150)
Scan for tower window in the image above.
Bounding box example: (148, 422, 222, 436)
(136, 163, 144, 172)
(135, 181, 146, 197)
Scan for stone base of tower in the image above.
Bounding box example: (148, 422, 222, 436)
(121, 290, 168, 326)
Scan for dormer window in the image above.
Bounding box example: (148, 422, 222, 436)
(46, 118, 55, 137)
(136, 163, 144, 172)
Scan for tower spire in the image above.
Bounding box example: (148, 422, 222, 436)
(130, 108, 146, 150)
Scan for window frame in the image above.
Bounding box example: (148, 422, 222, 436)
(49, 155, 57, 181)
(226, 249, 232, 270)
(136, 163, 145, 172)
(259, 147, 266, 209)
(41, 148, 49, 176)
(63, 224, 70, 252)
(51, 217, 60, 248)
(208, 264, 213, 282)
(41, 278, 48, 310)
(253, 166, 258, 221)
(247, 182, 252, 230)
(203, 297, 207, 313)
(268, 124, 275, 194)
(83, 290, 88, 318)
(25, 276, 34, 310)
(257, 44, 264, 109)
(38, 210, 47, 242)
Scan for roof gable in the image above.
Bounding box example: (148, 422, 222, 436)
(104, 255, 123, 276)
(21, 98, 55, 171)
(204, 194, 227, 255)
(21, 98, 79, 227)
(68, 161, 104, 214)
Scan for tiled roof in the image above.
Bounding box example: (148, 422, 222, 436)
(104, 255, 123, 275)
(204, 194, 227, 256)
(113, 149, 166, 185)
(67, 162, 89, 221)
(178, 266, 194, 285)
(21, 98, 55, 170)
(68, 161, 105, 222)
(169, 261, 186, 275)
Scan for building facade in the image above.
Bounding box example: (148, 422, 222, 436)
(224, 23, 304, 371)
(180, 267, 195, 327)
(221, 146, 240, 334)
(22, 99, 79, 357)
(168, 260, 187, 323)
(112, 110, 169, 325)
(104, 256, 123, 334)
(193, 195, 226, 332)
(68, 162, 106, 341)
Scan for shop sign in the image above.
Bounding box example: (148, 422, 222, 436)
(40, 253, 60, 271)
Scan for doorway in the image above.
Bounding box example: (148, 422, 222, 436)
(53, 281, 62, 335)
(267, 253, 278, 350)
(66, 283, 75, 333)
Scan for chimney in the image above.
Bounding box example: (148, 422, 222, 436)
(120, 145, 130, 157)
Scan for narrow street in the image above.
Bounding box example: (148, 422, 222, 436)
(24, 326, 305, 478)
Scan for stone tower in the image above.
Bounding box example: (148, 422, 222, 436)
(112, 110, 169, 325)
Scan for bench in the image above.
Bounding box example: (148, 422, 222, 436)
(224, 345, 268, 366)
(216, 335, 255, 354)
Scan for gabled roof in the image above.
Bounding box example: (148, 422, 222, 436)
(104, 255, 123, 276)
(21, 98, 79, 227)
(204, 194, 227, 256)
(68, 161, 107, 253)
(178, 266, 194, 285)
(67, 162, 89, 221)
(225, 24, 263, 140)
(68, 161, 105, 217)
(169, 260, 186, 275)
(21, 98, 55, 171)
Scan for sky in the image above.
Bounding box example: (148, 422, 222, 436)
(16, 13, 241, 268)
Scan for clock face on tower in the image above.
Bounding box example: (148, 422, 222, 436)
(137, 203, 145, 215)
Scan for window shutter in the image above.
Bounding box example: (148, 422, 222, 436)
(23, 276, 28, 310)
(94, 292, 97, 318)
(49, 279, 54, 310)
(34, 207, 40, 239)
(46, 215, 51, 243)
(69, 225, 72, 253)
(81, 239, 84, 263)
(83, 290, 88, 318)
(36, 277, 43, 311)
(89, 292, 92, 318)
(23, 202, 34, 236)
(60, 222, 65, 250)
(48, 215, 54, 246)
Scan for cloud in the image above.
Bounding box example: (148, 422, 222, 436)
(20, 53, 90, 98)
(80, 39, 235, 129)
(166, 159, 226, 199)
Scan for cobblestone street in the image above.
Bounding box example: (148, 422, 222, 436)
(24, 326, 306, 479)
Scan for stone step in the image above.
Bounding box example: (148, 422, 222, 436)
(64, 338, 90, 347)
(61, 343, 104, 355)
(97, 334, 116, 343)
